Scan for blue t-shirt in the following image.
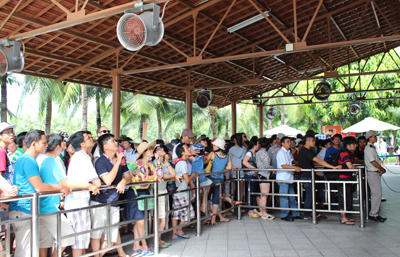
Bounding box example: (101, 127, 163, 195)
(39, 156, 67, 214)
(324, 146, 344, 161)
(9, 154, 40, 214)
(91, 155, 129, 205)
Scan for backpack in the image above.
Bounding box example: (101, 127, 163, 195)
(325, 150, 343, 180)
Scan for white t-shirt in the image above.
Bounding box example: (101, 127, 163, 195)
(174, 160, 189, 198)
(276, 147, 294, 183)
(64, 150, 99, 209)
(316, 148, 327, 160)
(379, 142, 388, 154)
(172, 142, 194, 175)
(124, 148, 137, 163)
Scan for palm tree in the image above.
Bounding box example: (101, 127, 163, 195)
(0, 74, 17, 122)
(18, 76, 65, 133)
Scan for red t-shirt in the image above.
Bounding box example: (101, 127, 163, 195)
(338, 150, 354, 178)
(0, 146, 8, 173)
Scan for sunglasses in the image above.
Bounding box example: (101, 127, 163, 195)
(99, 130, 110, 134)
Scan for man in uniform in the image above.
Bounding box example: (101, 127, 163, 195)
(364, 130, 387, 222)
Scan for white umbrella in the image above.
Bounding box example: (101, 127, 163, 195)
(264, 125, 305, 136)
(342, 117, 400, 133)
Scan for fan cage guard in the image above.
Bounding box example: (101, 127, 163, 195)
(196, 92, 212, 108)
(0, 50, 7, 76)
(118, 13, 147, 51)
(266, 108, 277, 120)
(314, 82, 331, 101)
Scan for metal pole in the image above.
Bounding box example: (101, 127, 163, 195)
(154, 181, 159, 254)
(5, 223, 10, 257)
(196, 177, 201, 237)
(358, 169, 365, 228)
(31, 193, 40, 257)
(343, 181, 347, 212)
(57, 213, 62, 257)
(144, 197, 149, 237)
(364, 168, 369, 220)
(106, 205, 111, 248)
(311, 169, 317, 225)
(237, 169, 242, 220)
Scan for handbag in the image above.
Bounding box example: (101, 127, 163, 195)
(133, 188, 154, 211)
(167, 181, 177, 192)
(205, 153, 215, 173)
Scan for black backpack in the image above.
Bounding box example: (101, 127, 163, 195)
(325, 150, 344, 180)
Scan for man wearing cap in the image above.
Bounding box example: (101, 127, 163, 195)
(172, 129, 199, 167)
(364, 130, 387, 222)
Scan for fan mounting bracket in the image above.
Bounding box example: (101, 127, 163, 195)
(124, 3, 160, 31)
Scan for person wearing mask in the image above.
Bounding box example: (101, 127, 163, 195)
(364, 131, 387, 222)
(276, 137, 303, 221)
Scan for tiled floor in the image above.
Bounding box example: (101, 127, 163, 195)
(121, 165, 400, 257)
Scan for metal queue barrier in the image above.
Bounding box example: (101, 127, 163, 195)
(238, 168, 365, 228)
(0, 168, 367, 257)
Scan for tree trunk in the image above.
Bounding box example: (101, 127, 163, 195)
(308, 117, 312, 130)
(157, 109, 163, 140)
(268, 119, 273, 129)
(81, 85, 88, 131)
(1, 74, 7, 122)
(45, 97, 52, 134)
(394, 130, 397, 148)
(210, 107, 216, 138)
(95, 91, 101, 131)
(225, 116, 229, 137)
(280, 106, 285, 125)
(139, 115, 145, 139)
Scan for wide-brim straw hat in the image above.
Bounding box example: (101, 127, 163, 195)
(136, 140, 157, 158)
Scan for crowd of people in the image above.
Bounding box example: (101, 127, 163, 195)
(0, 122, 389, 256)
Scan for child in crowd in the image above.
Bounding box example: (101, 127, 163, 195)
(171, 143, 197, 240)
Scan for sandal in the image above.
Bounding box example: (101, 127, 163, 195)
(159, 242, 170, 249)
(340, 220, 355, 225)
(261, 214, 275, 220)
(248, 211, 259, 219)
(219, 217, 230, 222)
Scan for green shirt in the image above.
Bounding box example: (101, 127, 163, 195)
(10, 147, 25, 165)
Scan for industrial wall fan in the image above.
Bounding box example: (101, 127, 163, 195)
(0, 41, 24, 75)
(266, 107, 276, 120)
(117, 3, 164, 51)
(349, 103, 361, 115)
(313, 81, 331, 101)
(196, 90, 213, 108)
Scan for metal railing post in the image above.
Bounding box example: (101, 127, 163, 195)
(311, 169, 317, 225)
(31, 193, 40, 257)
(106, 205, 111, 248)
(196, 177, 201, 237)
(57, 213, 62, 257)
(364, 168, 369, 220)
(358, 169, 365, 228)
(237, 169, 242, 220)
(154, 181, 159, 254)
(6, 223, 10, 257)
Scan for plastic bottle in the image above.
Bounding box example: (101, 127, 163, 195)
(118, 145, 127, 166)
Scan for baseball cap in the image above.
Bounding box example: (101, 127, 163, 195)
(182, 128, 195, 138)
(0, 122, 16, 134)
(365, 130, 379, 139)
(277, 133, 285, 139)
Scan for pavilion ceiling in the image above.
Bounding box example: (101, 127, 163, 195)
(1, 0, 400, 107)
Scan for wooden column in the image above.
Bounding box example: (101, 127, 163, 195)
(112, 74, 121, 138)
(231, 101, 237, 135)
(259, 105, 264, 138)
(186, 90, 193, 129)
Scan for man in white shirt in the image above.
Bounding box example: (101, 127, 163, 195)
(276, 136, 302, 221)
(65, 131, 101, 257)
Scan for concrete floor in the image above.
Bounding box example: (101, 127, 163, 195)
(82, 165, 400, 257)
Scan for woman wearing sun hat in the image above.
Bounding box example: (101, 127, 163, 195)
(207, 138, 241, 225)
(125, 140, 162, 255)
